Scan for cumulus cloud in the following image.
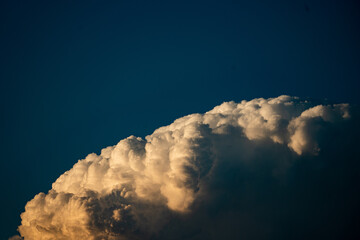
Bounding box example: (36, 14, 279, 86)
(14, 96, 360, 240)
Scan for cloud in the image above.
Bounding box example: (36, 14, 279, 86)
(14, 96, 360, 240)
(8, 236, 23, 240)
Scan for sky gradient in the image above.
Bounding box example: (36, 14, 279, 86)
(1, 0, 360, 239)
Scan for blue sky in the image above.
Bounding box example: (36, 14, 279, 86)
(1, 0, 359, 238)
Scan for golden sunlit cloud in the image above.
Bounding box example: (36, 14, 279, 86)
(14, 96, 358, 240)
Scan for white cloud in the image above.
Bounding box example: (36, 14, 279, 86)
(14, 96, 357, 240)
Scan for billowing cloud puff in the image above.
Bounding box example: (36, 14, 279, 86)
(15, 96, 360, 240)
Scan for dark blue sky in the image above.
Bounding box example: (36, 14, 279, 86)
(1, 0, 359, 238)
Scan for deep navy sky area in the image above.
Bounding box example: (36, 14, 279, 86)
(1, 0, 359, 238)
